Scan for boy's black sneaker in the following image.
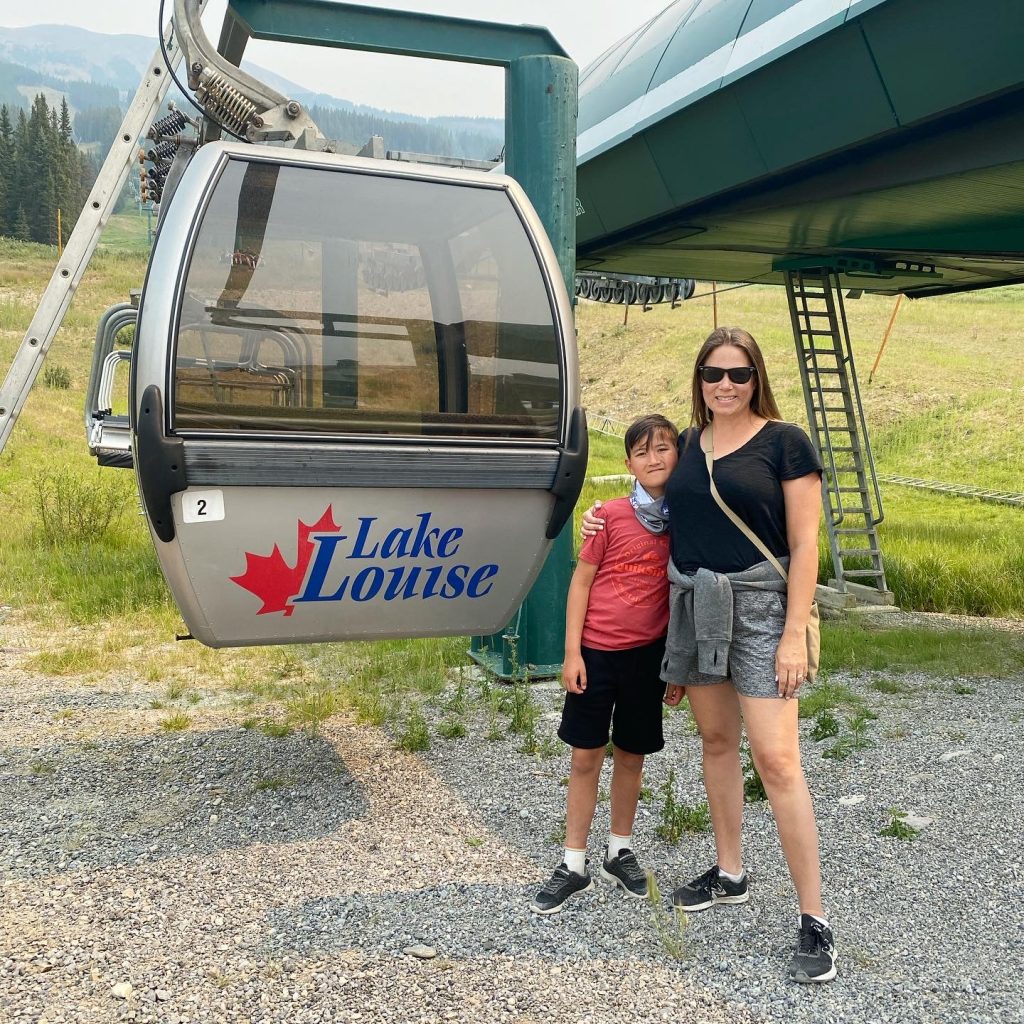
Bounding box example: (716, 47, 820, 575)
(530, 861, 593, 915)
(599, 847, 649, 898)
(671, 865, 749, 912)
(789, 914, 837, 983)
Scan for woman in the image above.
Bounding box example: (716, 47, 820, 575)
(582, 326, 834, 983)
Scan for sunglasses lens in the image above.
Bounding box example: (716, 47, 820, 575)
(700, 366, 755, 384)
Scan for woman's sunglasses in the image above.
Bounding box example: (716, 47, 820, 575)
(699, 365, 756, 385)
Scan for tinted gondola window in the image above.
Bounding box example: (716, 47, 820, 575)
(172, 158, 563, 440)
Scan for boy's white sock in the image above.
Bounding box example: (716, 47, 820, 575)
(718, 865, 745, 883)
(607, 832, 632, 859)
(564, 847, 587, 875)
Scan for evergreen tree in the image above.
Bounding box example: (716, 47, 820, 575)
(0, 94, 97, 243)
(12, 203, 30, 240)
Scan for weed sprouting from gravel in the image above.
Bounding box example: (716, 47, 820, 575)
(647, 873, 688, 960)
(286, 687, 336, 734)
(655, 766, 711, 841)
(159, 711, 191, 732)
(261, 720, 293, 739)
(398, 707, 431, 752)
(741, 743, 767, 803)
(438, 718, 467, 740)
(880, 808, 921, 840)
(810, 710, 841, 741)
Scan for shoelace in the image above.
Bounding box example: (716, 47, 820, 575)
(691, 865, 721, 894)
(539, 864, 573, 896)
(797, 921, 831, 956)
(614, 850, 646, 886)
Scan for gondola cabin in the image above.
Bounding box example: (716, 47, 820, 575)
(130, 142, 585, 647)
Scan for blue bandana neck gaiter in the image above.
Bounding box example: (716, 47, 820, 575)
(629, 481, 670, 534)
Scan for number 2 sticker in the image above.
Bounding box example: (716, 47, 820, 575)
(182, 489, 225, 524)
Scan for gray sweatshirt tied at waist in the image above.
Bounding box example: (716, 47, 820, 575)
(663, 557, 789, 679)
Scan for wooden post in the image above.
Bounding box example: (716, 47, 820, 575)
(868, 294, 903, 383)
(623, 302, 629, 326)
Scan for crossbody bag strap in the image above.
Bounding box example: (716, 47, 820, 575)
(703, 425, 789, 583)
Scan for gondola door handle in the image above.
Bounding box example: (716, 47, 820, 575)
(546, 405, 589, 539)
(136, 384, 188, 543)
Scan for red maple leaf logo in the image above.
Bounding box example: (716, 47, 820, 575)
(230, 506, 341, 616)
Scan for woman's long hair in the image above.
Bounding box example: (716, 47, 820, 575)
(690, 326, 781, 430)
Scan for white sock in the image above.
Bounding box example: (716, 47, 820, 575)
(607, 832, 632, 859)
(564, 847, 586, 875)
(804, 913, 830, 928)
(718, 865, 745, 883)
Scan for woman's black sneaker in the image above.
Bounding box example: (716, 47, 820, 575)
(530, 861, 593, 915)
(789, 914, 837, 983)
(671, 865, 749, 912)
(599, 847, 649, 898)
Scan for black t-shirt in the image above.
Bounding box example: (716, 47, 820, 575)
(666, 421, 822, 574)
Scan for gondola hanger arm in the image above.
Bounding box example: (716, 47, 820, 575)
(173, 0, 326, 145)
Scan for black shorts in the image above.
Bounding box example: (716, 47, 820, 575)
(558, 638, 667, 755)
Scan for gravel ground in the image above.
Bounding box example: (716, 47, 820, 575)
(2, 615, 1023, 1024)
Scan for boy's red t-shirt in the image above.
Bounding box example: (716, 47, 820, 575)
(577, 497, 670, 651)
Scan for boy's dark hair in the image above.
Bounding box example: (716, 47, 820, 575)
(624, 414, 678, 456)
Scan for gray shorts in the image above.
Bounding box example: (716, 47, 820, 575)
(664, 588, 786, 699)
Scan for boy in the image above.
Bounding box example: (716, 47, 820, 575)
(531, 414, 679, 914)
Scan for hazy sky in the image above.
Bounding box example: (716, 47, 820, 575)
(0, 0, 674, 118)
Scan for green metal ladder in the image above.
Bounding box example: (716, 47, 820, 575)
(784, 268, 893, 604)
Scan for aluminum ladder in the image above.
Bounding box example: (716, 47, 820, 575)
(784, 268, 893, 604)
(0, 23, 181, 456)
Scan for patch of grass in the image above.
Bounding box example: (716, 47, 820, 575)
(43, 364, 71, 389)
(159, 711, 191, 732)
(260, 720, 293, 739)
(398, 707, 431, 752)
(254, 775, 290, 792)
(797, 678, 865, 719)
(30, 758, 56, 775)
(27, 644, 106, 676)
(438, 718, 467, 740)
(285, 687, 336, 734)
(656, 767, 712, 842)
(879, 809, 920, 840)
(821, 621, 1024, 677)
(240, 716, 259, 730)
(869, 678, 909, 694)
(465, 836, 484, 848)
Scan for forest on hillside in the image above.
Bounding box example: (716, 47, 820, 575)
(0, 94, 96, 245)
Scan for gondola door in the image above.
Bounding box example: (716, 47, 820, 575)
(131, 143, 585, 647)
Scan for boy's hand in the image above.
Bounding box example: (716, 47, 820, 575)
(562, 653, 587, 694)
(663, 684, 685, 706)
(580, 500, 604, 538)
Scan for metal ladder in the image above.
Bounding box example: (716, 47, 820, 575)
(784, 268, 892, 602)
(0, 22, 180, 456)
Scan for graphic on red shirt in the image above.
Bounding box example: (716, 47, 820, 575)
(610, 535, 669, 607)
